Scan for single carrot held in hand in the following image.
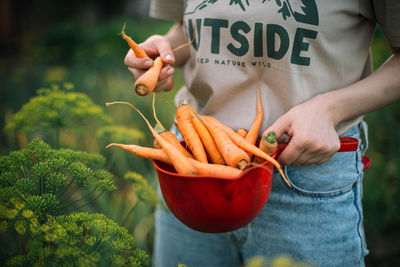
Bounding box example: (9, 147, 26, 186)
(237, 128, 248, 138)
(121, 23, 148, 58)
(201, 115, 291, 187)
(191, 111, 225, 165)
(120, 23, 160, 96)
(106, 101, 197, 176)
(108, 143, 241, 177)
(134, 56, 163, 96)
(176, 103, 208, 163)
(130, 36, 194, 96)
(198, 115, 250, 170)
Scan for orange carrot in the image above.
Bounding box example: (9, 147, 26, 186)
(134, 56, 163, 96)
(198, 116, 250, 170)
(254, 131, 278, 163)
(107, 143, 170, 163)
(153, 127, 194, 158)
(106, 101, 197, 175)
(201, 115, 290, 187)
(237, 128, 248, 138)
(188, 158, 242, 177)
(131, 36, 194, 96)
(245, 65, 264, 158)
(176, 103, 208, 163)
(152, 94, 193, 158)
(191, 112, 225, 165)
(121, 23, 148, 58)
(108, 143, 241, 177)
(259, 131, 278, 156)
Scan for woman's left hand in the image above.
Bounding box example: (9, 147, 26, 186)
(263, 95, 340, 166)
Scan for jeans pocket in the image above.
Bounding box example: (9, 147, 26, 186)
(284, 128, 363, 198)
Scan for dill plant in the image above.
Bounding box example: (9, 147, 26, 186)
(0, 138, 148, 266)
(5, 83, 111, 149)
(5, 213, 148, 267)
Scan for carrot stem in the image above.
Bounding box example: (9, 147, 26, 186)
(152, 92, 165, 130)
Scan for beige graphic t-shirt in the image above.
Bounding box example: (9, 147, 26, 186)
(150, 0, 400, 135)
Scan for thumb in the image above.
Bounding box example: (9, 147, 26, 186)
(263, 115, 291, 141)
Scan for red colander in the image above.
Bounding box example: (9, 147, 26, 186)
(153, 137, 363, 233)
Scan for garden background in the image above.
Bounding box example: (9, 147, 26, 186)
(0, 0, 399, 266)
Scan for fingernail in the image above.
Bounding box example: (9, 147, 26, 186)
(144, 60, 153, 68)
(165, 54, 174, 62)
(167, 68, 175, 75)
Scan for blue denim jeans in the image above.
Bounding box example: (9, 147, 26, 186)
(153, 123, 369, 267)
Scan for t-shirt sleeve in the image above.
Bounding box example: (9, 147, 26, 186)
(150, 0, 184, 21)
(373, 0, 400, 48)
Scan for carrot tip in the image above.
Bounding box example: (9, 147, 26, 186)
(121, 22, 127, 35)
(106, 143, 115, 149)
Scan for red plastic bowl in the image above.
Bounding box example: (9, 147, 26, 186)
(153, 157, 274, 233)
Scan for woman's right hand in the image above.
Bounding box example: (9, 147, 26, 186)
(124, 35, 176, 92)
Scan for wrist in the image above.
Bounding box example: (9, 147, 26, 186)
(313, 92, 342, 127)
(166, 22, 190, 67)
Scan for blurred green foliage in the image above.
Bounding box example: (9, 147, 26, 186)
(244, 255, 311, 267)
(0, 139, 148, 266)
(0, 6, 399, 266)
(363, 27, 400, 266)
(5, 84, 111, 149)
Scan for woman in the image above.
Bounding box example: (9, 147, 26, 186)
(125, 1, 400, 266)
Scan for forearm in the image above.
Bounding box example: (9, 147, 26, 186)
(321, 51, 400, 126)
(165, 22, 191, 67)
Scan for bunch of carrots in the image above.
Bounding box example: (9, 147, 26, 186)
(106, 24, 290, 187)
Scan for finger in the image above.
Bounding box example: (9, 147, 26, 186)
(154, 76, 174, 92)
(263, 115, 290, 140)
(128, 67, 145, 80)
(291, 149, 314, 166)
(153, 39, 175, 64)
(158, 66, 175, 81)
(277, 138, 306, 165)
(315, 154, 335, 165)
(125, 49, 153, 69)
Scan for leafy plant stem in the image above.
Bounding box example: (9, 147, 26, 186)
(121, 201, 139, 227)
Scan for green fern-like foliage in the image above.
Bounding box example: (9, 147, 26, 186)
(5, 83, 111, 148)
(6, 83, 111, 133)
(0, 139, 151, 266)
(0, 138, 115, 220)
(5, 212, 148, 267)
